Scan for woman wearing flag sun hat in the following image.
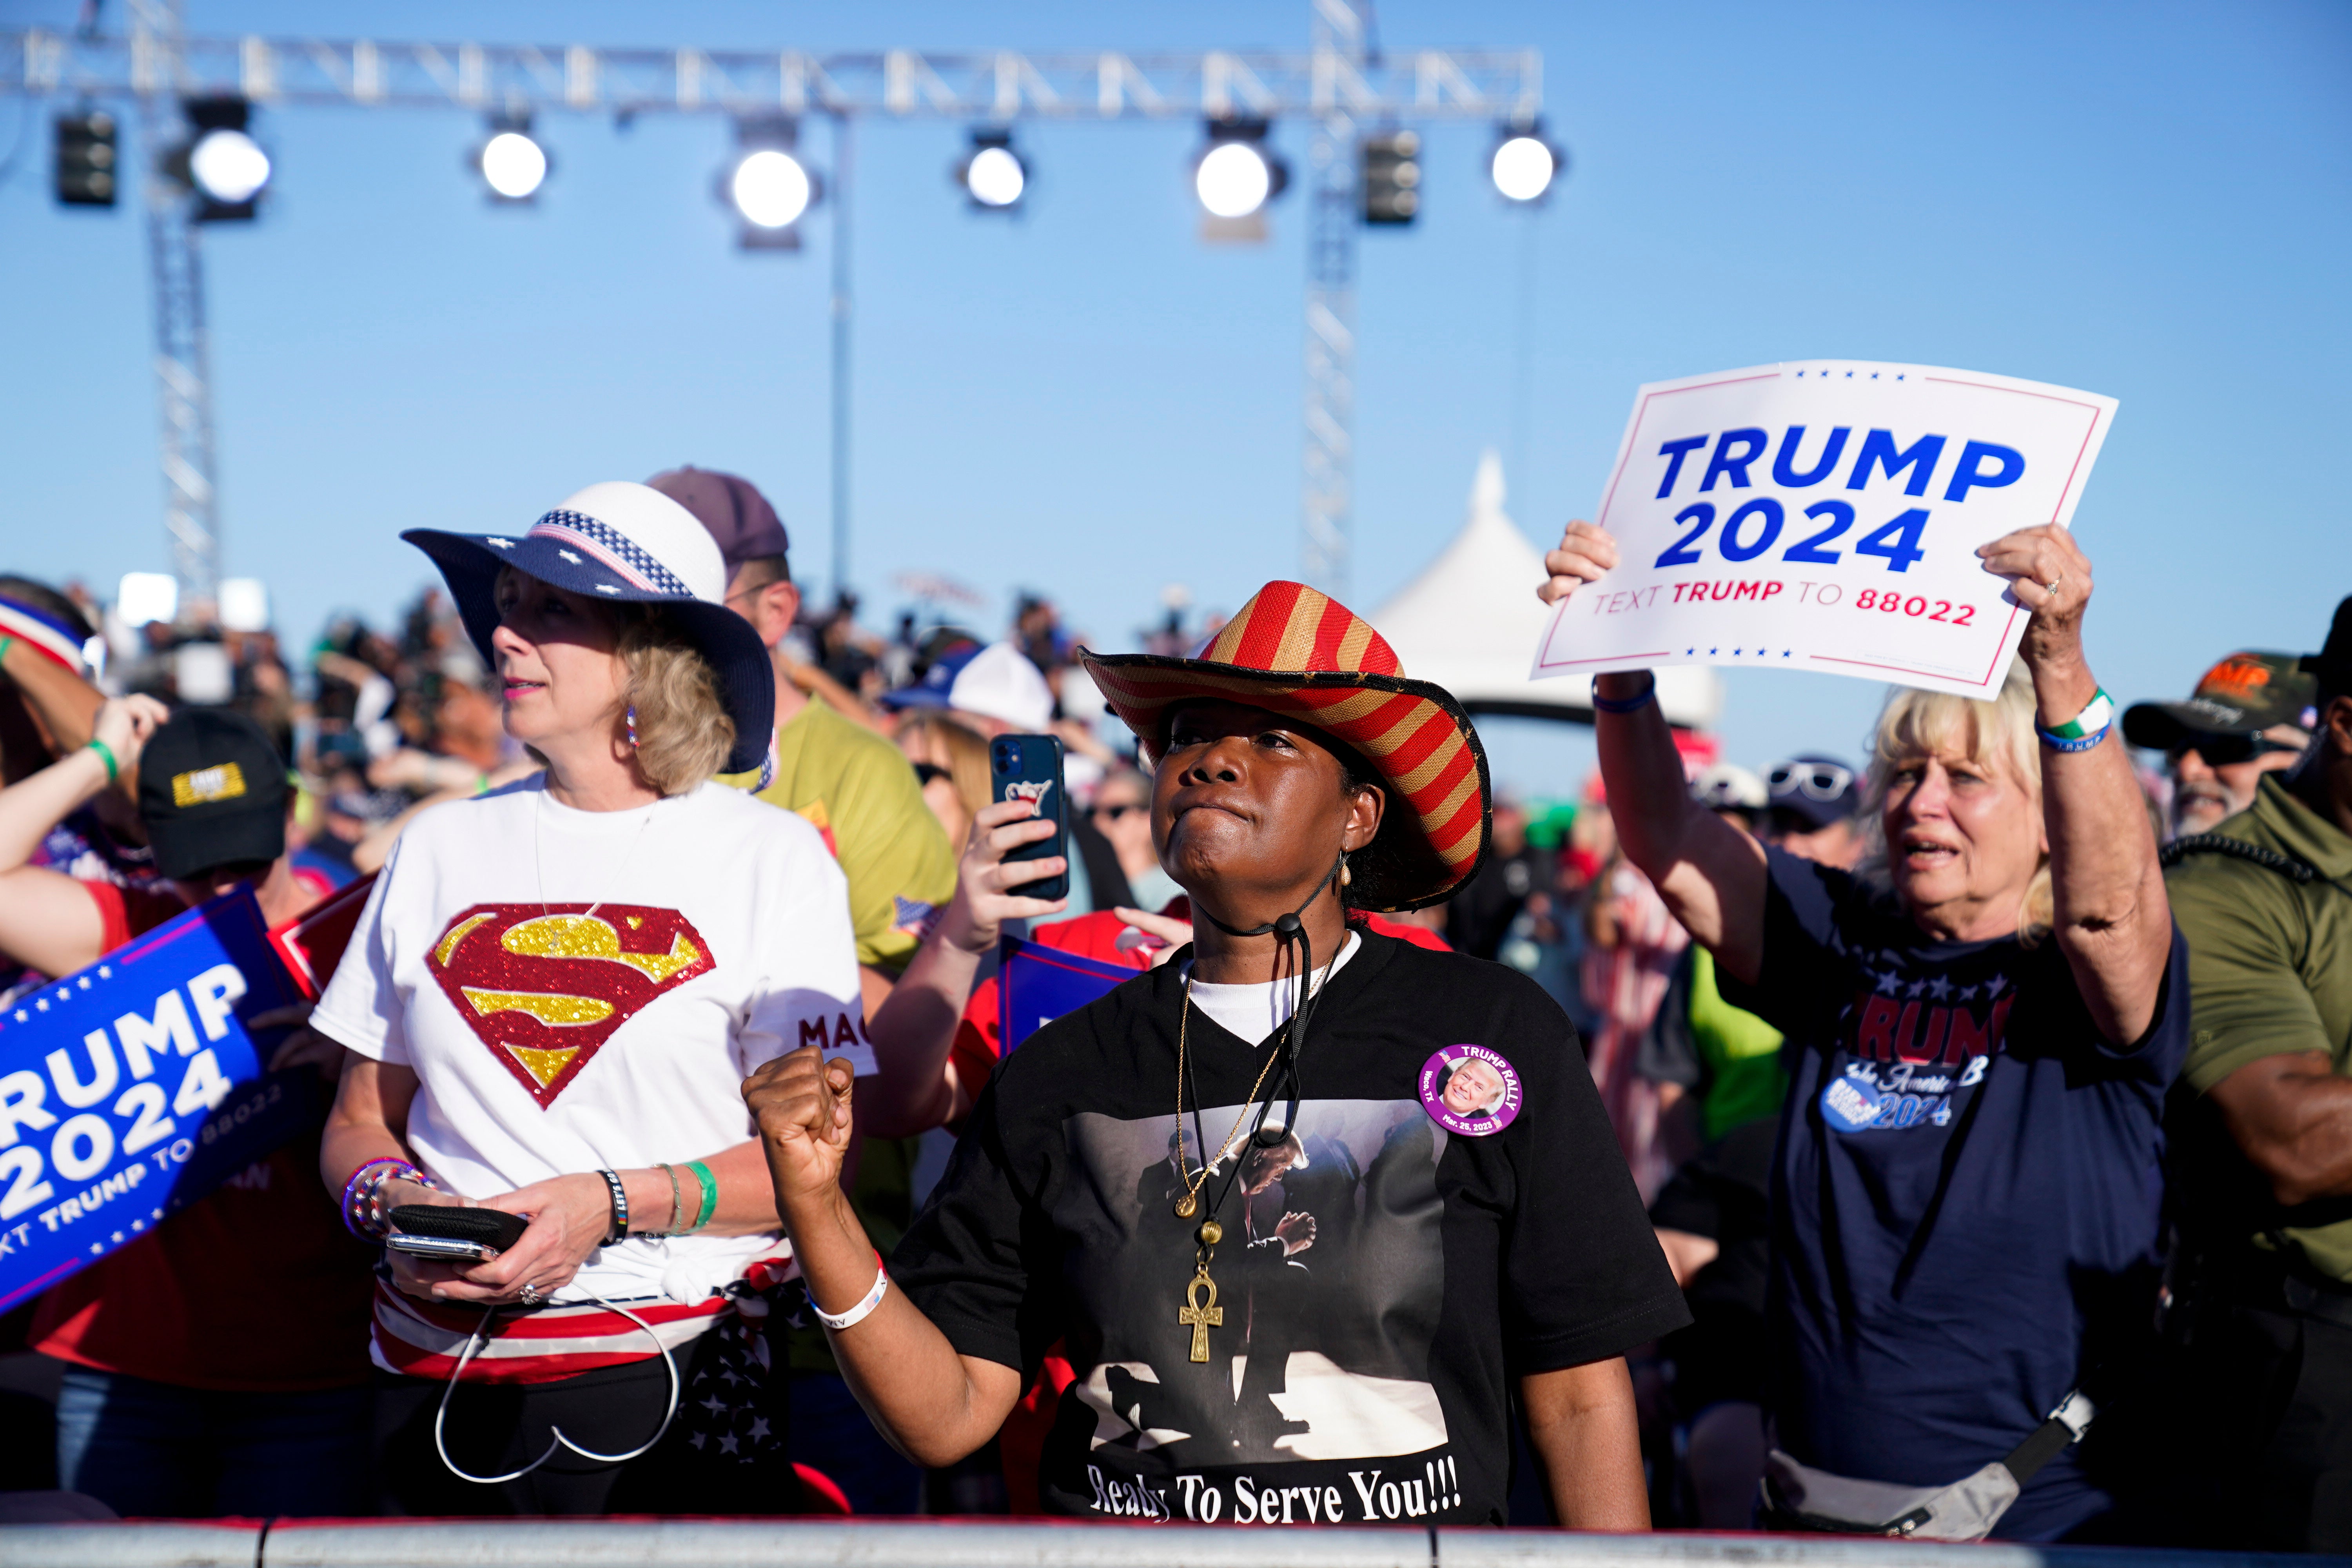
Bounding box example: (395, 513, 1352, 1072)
(309, 481, 862, 1514)
(746, 581, 1688, 1527)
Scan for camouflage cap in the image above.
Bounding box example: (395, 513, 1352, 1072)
(2122, 650, 2319, 750)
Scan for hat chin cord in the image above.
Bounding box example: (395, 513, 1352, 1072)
(1194, 847, 1347, 1149)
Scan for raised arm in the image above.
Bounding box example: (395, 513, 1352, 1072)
(0, 695, 169, 978)
(1976, 526, 2171, 1044)
(860, 797, 1067, 1138)
(0, 636, 107, 769)
(744, 1044, 1023, 1466)
(1541, 523, 1768, 982)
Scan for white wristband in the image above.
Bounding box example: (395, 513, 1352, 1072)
(812, 1258, 889, 1332)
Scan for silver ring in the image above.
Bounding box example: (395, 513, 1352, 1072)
(517, 1283, 546, 1308)
(2044, 573, 2065, 593)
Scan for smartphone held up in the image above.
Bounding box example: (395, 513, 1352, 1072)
(988, 732, 1071, 903)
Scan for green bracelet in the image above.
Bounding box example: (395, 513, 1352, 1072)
(685, 1159, 719, 1232)
(2044, 687, 2114, 741)
(0, 636, 14, 665)
(83, 737, 119, 783)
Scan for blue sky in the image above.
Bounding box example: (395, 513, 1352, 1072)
(4, 1, 2348, 795)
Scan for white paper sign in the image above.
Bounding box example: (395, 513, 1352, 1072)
(1531, 361, 2117, 699)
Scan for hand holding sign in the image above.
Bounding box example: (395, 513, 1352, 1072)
(1545, 517, 2105, 702)
(1530, 362, 2117, 700)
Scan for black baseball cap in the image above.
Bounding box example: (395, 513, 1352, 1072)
(2122, 651, 2318, 750)
(1764, 755, 1860, 832)
(2304, 597, 2352, 702)
(136, 709, 288, 880)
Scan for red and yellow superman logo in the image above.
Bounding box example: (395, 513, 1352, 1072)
(424, 903, 716, 1107)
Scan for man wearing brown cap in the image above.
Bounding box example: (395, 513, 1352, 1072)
(2125, 652, 2318, 839)
(2161, 598, 2352, 1551)
(646, 465, 954, 1514)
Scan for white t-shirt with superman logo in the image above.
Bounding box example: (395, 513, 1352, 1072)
(314, 777, 861, 1305)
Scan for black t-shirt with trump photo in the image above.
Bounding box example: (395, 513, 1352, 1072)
(891, 930, 1687, 1526)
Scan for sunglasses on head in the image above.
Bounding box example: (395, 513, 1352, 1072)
(2171, 732, 2305, 768)
(1767, 760, 1853, 802)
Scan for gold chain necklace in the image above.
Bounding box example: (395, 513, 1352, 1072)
(1169, 971, 1291, 1364)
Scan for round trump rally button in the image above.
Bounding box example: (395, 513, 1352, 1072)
(1419, 1045, 1522, 1136)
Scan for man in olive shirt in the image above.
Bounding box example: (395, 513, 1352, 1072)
(649, 465, 956, 1515)
(2165, 595, 2352, 1552)
(2124, 650, 2317, 840)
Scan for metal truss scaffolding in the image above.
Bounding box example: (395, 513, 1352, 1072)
(7, 22, 1541, 604)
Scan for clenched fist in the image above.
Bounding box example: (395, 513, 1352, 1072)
(743, 1043, 857, 1222)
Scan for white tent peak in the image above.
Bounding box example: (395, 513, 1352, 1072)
(1372, 453, 1722, 729)
(1471, 447, 1506, 517)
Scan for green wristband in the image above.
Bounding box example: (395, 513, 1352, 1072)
(83, 737, 119, 783)
(0, 636, 14, 665)
(686, 1159, 719, 1232)
(2045, 687, 2114, 741)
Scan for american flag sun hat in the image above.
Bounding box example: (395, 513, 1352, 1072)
(401, 481, 774, 775)
(1080, 580, 1491, 913)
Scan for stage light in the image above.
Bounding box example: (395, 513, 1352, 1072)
(1490, 122, 1563, 203)
(1360, 129, 1421, 225)
(722, 118, 823, 250)
(476, 113, 550, 203)
(115, 572, 178, 629)
(1197, 143, 1268, 218)
(169, 96, 269, 221)
(735, 150, 813, 228)
(54, 109, 118, 208)
(1195, 120, 1289, 225)
(958, 129, 1026, 211)
(191, 129, 269, 204)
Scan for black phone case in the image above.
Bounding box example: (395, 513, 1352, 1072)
(988, 733, 1070, 903)
(389, 1205, 530, 1252)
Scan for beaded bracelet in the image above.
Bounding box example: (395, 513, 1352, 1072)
(1591, 671, 1659, 715)
(811, 1251, 890, 1332)
(341, 1158, 436, 1241)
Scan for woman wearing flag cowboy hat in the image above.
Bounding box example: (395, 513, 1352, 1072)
(747, 581, 1687, 1527)
(310, 482, 862, 1514)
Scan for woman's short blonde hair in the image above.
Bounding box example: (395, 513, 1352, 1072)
(615, 611, 735, 796)
(896, 711, 992, 820)
(1858, 658, 2053, 940)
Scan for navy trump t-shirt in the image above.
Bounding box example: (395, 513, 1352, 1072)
(1724, 848, 2185, 1542)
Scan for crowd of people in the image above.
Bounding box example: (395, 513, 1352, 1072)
(0, 471, 2345, 1551)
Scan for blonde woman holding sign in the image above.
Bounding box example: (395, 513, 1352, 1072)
(1542, 520, 2179, 1541)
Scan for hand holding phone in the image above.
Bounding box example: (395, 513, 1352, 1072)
(386, 1204, 530, 1263)
(988, 733, 1071, 904)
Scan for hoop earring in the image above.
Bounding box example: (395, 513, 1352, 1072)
(625, 705, 640, 751)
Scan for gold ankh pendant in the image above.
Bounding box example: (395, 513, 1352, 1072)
(1178, 1264, 1223, 1363)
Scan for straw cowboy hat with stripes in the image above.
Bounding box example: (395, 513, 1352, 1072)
(1080, 581, 1492, 913)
